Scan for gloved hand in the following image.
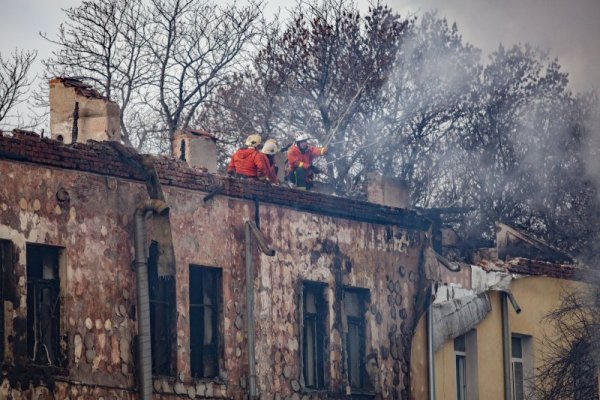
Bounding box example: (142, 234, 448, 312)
(310, 165, 322, 174)
(227, 169, 235, 176)
(322, 147, 328, 155)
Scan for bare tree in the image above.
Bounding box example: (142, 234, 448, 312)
(202, 0, 411, 194)
(530, 287, 600, 400)
(43, 0, 153, 148)
(0, 49, 37, 127)
(43, 0, 261, 151)
(146, 0, 262, 142)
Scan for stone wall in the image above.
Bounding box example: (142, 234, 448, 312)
(0, 133, 436, 399)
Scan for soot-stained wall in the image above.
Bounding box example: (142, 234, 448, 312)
(0, 134, 436, 399)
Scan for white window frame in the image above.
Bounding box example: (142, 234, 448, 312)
(511, 334, 533, 400)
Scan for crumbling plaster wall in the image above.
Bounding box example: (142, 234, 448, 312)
(253, 204, 431, 399)
(0, 158, 433, 399)
(0, 159, 143, 398)
(49, 79, 121, 143)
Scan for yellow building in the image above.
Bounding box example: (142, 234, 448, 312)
(411, 223, 598, 400)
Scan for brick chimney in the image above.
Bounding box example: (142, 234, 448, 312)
(49, 77, 121, 143)
(172, 128, 217, 173)
(366, 172, 409, 208)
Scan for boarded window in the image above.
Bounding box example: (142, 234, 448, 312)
(26, 244, 63, 366)
(189, 265, 221, 378)
(148, 241, 175, 376)
(302, 282, 327, 389)
(344, 288, 368, 390)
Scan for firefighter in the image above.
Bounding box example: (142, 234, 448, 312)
(227, 134, 271, 181)
(260, 138, 280, 184)
(287, 132, 327, 190)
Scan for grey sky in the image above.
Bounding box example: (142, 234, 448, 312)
(0, 0, 598, 96)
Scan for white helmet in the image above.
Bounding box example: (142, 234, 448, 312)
(261, 139, 279, 155)
(245, 134, 262, 148)
(295, 131, 311, 142)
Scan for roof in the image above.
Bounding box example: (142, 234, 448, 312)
(496, 222, 574, 263)
(475, 257, 597, 283)
(49, 77, 108, 101)
(0, 131, 431, 231)
(176, 128, 218, 142)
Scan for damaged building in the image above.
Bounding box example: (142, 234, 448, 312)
(0, 78, 597, 400)
(410, 223, 599, 400)
(0, 78, 451, 399)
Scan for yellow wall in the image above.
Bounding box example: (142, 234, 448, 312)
(411, 315, 429, 400)
(433, 276, 583, 400)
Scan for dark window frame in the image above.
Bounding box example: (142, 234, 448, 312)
(189, 265, 222, 379)
(0, 240, 12, 362)
(26, 243, 64, 367)
(343, 287, 370, 391)
(148, 241, 176, 376)
(301, 281, 328, 390)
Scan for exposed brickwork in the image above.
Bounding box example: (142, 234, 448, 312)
(507, 258, 596, 282)
(0, 132, 430, 230)
(0, 134, 440, 399)
(0, 131, 145, 180)
(475, 256, 595, 282)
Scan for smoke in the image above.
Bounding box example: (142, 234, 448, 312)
(388, 0, 600, 93)
(582, 95, 600, 200)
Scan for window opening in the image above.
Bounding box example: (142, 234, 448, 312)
(179, 139, 187, 161)
(303, 282, 326, 389)
(26, 244, 63, 366)
(148, 241, 175, 375)
(511, 335, 524, 400)
(344, 288, 368, 390)
(0, 240, 11, 361)
(189, 265, 221, 378)
(454, 334, 467, 400)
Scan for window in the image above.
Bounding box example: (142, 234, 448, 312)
(148, 242, 175, 375)
(302, 282, 327, 389)
(0, 240, 13, 361)
(26, 244, 63, 366)
(344, 288, 369, 390)
(189, 265, 221, 378)
(512, 334, 534, 400)
(455, 335, 467, 400)
(511, 336, 524, 400)
(454, 330, 479, 400)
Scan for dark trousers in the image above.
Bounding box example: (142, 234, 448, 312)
(289, 168, 312, 189)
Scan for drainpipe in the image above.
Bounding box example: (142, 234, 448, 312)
(427, 282, 436, 400)
(245, 220, 275, 399)
(501, 290, 522, 400)
(501, 292, 511, 400)
(134, 199, 169, 400)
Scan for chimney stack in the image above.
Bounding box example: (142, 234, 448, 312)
(172, 129, 217, 173)
(366, 172, 410, 208)
(49, 77, 121, 143)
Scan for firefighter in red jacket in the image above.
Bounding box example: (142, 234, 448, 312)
(287, 132, 327, 190)
(227, 134, 272, 181)
(261, 139, 280, 184)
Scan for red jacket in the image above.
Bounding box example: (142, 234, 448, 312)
(287, 144, 326, 173)
(262, 154, 279, 184)
(227, 148, 270, 179)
